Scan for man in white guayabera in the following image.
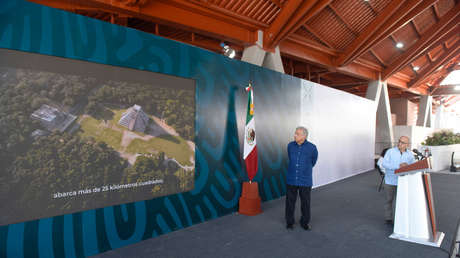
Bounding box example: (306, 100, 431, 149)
(381, 136, 415, 226)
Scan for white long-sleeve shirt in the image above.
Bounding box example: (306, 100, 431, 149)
(381, 147, 415, 186)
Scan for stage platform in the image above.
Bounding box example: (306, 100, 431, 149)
(91, 170, 460, 258)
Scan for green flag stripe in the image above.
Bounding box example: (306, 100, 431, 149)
(246, 90, 253, 124)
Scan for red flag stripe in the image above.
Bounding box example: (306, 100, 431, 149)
(245, 146, 258, 181)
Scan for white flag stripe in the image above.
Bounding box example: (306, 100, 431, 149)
(243, 117, 256, 158)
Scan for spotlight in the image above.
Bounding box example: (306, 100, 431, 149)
(396, 42, 404, 49)
(413, 66, 420, 71)
(220, 43, 236, 59)
(455, 86, 460, 91)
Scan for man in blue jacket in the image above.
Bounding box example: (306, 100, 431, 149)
(285, 126, 318, 230)
(381, 136, 415, 226)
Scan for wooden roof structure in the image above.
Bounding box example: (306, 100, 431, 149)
(29, 0, 460, 105)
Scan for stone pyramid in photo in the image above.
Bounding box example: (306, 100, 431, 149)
(118, 104, 149, 133)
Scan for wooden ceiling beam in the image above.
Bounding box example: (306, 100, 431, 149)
(302, 24, 335, 49)
(328, 81, 368, 88)
(25, 0, 100, 11)
(411, 20, 421, 37)
(388, 25, 459, 79)
(371, 0, 439, 52)
(370, 49, 386, 66)
(336, 0, 424, 66)
(408, 43, 460, 88)
(382, 5, 460, 80)
(269, 0, 282, 9)
(432, 4, 441, 20)
(276, 0, 332, 45)
(287, 34, 338, 56)
(444, 96, 460, 106)
(280, 38, 428, 95)
(30, 0, 260, 45)
(265, 0, 321, 49)
(423, 28, 459, 60)
(263, 0, 304, 49)
(265, 0, 331, 49)
(184, 0, 268, 27)
(431, 86, 460, 96)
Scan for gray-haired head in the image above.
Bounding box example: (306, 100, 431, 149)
(296, 126, 308, 138)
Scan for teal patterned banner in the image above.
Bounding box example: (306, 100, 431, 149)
(0, 1, 300, 257)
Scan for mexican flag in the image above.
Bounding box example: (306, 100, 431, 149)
(244, 84, 258, 181)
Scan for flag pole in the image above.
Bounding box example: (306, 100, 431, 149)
(239, 81, 261, 215)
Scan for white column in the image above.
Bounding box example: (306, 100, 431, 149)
(417, 95, 432, 127)
(366, 80, 394, 154)
(241, 30, 284, 74)
(434, 103, 444, 129)
(241, 30, 265, 66)
(365, 80, 382, 108)
(241, 45, 266, 66)
(262, 46, 285, 74)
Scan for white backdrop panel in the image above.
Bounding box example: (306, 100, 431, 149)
(300, 80, 375, 187)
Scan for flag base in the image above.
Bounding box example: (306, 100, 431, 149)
(238, 182, 262, 216)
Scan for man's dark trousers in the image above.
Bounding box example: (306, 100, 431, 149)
(285, 184, 311, 226)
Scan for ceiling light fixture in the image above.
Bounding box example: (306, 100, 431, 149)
(413, 66, 420, 71)
(396, 42, 404, 49)
(221, 43, 236, 59)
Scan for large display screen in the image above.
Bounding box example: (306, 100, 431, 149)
(0, 49, 195, 225)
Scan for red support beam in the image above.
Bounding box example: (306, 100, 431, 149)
(280, 38, 428, 95)
(372, 0, 438, 50)
(338, 0, 439, 67)
(270, 0, 282, 9)
(431, 86, 460, 96)
(408, 44, 460, 88)
(280, 38, 335, 68)
(266, 0, 331, 49)
(335, 0, 413, 66)
(168, 0, 268, 28)
(287, 34, 338, 56)
(382, 5, 460, 80)
(29, 0, 260, 45)
(444, 96, 460, 106)
(263, 0, 304, 49)
(416, 27, 460, 63)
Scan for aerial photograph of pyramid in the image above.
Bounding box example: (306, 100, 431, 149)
(118, 105, 150, 133)
(0, 56, 195, 225)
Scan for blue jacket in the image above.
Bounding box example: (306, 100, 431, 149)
(287, 140, 318, 186)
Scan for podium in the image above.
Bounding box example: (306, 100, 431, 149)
(389, 158, 445, 247)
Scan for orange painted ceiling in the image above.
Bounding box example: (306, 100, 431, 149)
(29, 0, 460, 103)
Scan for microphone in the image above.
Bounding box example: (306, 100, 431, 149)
(412, 149, 424, 158)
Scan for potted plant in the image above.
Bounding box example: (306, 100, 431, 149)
(420, 130, 460, 172)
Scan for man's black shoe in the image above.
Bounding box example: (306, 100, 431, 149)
(301, 224, 311, 231)
(286, 224, 294, 230)
(385, 220, 394, 226)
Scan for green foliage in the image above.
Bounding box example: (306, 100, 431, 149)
(78, 115, 123, 150)
(121, 152, 193, 198)
(126, 135, 194, 166)
(0, 67, 95, 170)
(124, 154, 164, 184)
(422, 130, 460, 146)
(5, 132, 128, 219)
